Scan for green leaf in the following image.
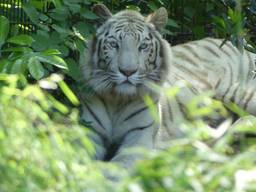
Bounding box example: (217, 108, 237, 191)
(144, 95, 159, 122)
(49, 7, 69, 21)
(22, 3, 40, 24)
(31, 33, 50, 51)
(162, 28, 175, 36)
(167, 19, 179, 28)
(0, 16, 10, 50)
(58, 80, 79, 106)
(65, 58, 82, 81)
(52, 24, 71, 35)
(81, 8, 99, 20)
(2, 47, 33, 52)
(7, 35, 34, 46)
(184, 7, 195, 18)
(36, 54, 67, 69)
(73, 22, 94, 37)
(10, 25, 19, 37)
(192, 26, 205, 38)
(0, 59, 9, 72)
(126, 5, 140, 11)
(11, 59, 26, 74)
(47, 95, 69, 114)
(42, 49, 61, 55)
(68, 4, 81, 14)
(28, 57, 44, 80)
(22, 3, 49, 31)
(148, 1, 157, 11)
(51, 0, 62, 8)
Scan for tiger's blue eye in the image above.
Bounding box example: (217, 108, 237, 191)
(139, 43, 148, 50)
(109, 41, 119, 49)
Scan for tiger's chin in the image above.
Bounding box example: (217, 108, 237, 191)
(114, 83, 138, 96)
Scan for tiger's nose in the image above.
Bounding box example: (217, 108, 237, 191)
(119, 67, 137, 77)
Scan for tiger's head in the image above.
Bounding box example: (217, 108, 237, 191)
(83, 4, 172, 97)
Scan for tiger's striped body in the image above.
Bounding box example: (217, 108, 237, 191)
(80, 4, 256, 167)
(157, 38, 256, 143)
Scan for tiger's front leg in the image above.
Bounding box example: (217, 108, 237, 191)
(110, 122, 158, 168)
(80, 96, 113, 161)
(108, 98, 160, 168)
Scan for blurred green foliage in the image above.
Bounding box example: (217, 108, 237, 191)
(0, 74, 255, 191)
(0, 0, 256, 191)
(0, 74, 111, 191)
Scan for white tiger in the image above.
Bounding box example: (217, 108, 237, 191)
(80, 4, 256, 167)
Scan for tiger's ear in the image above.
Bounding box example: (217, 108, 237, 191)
(92, 4, 112, 21)
(146, 7, 168, 31)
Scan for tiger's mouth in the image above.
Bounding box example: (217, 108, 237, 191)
(122, 79, 136, 86)
(117, 75, 143, 87)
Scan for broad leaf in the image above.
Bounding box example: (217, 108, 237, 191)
(81, 8, 98, 19)
(58, 80, 79, 106)
(11, 59, 26, 74)
(7, 35, 34, 46)
(2, 47, 33, 52)
(36, 54, 67, 69)
(22, 3, 49, 31)
(0, 59, 9, 72)
(28, 57, 44, 80)
(0, 16, 10, 50)
(167, 19, 179, 28)
(22, 3, 40, 24)
(65, 58, 82, 81)
(42, 49, 61, 55)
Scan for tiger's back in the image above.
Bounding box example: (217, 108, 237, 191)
(157, 38, 256, 141)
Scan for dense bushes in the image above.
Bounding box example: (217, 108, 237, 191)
(0, 74, 255, 191)
(0, 0, 256, 191)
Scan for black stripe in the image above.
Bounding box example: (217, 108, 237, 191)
(152, 40, 158, 68)
(244, 91, 254, 110)
(214, 78, 221, 89)
(181, 44, 213, 67)
(205, 39, 235, 84)
(221, 61, 234, 99)
(124, 121, 155, 138)
(124, 106, 148, 121)
(221, 47, 236, 62)
(176, 97, 190, 120)
(135, 24, 144, 32)
(223, 41, 239, 55)
(114, 25, 125, 31)
(84, 103, 106, 130)
(246, 51, 254, 78)
(167, 100, 174, 122)
(175, 52, 199, 67)
(221, 83, 233, 101)
(203, 45, 221, 58)
(163, 121, 175, 136)
(229, 84, 240, 102)
(97, 39, 102, 60)
(183, 44, 201, 59)
(204, 38, 222, 48)
(91, 36, 97, 54)
(176, 64, 212, 88)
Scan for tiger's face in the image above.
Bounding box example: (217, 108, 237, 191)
(84, 5, 171, 97)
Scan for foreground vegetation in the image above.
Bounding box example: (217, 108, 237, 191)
(0, 75, 255, 191)
(0, 0, 256, 191)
